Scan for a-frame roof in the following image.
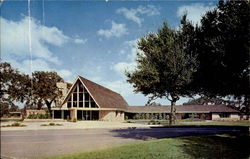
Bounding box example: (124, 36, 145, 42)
(62, 76, 129, 109)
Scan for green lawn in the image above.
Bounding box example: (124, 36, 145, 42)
(0, 118, 23, 122)
(127, 120, 250, 126)
(176, 120, 250, 126)
(47, 134, 250, 159)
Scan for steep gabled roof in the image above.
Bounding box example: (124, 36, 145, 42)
(79, 76, 128, 109)
(62, 76, 128, 109)
(126, 105, 240, 113)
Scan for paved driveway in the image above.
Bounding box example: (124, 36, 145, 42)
(1, 126, 248, 159)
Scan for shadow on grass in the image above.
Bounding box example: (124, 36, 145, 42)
(110, 126, 249, 140)
(179, 134, 250, 159)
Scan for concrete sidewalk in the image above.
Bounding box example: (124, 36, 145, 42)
(1, 121, 153, 131)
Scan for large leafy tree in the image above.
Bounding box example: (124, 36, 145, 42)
(32, 71, 64, 115)
(183, 97, 225, 105)
(126, 20, 197, 125)
(0, 62, 30, 116)
(191, 0, 250, 117)
(1, 63, 64, 116)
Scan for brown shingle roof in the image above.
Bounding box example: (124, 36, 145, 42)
(79, 76, 128, 109)
(126, 105, 240, 113)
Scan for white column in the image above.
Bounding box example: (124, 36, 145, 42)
(77, 82, 79, 108)
(82, 110, 83, 120)
(83, 86, 85, 108)
(61, 110, 64, 119)
(71, 94, 73, 107)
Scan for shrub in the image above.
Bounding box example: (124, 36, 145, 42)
(11, 122, 21, 126)
(125, 116, 129, 120)
(49, 122, 55, 126)
(40, 123, 62, 126)
(38, 114, 43, 119)
(45, 114, 51, 119)
(159, 114, 163, 120)
(27, 113, 52, 119)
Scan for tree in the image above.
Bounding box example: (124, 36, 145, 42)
(126, 21, 197, 125)
(191, 0, 250, 118)
(183, 97, 225, 105)
(32, 71, 63, 115)
(0, 62, 31, 116)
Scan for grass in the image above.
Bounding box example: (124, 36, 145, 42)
(0, 118, 23, 122)
(127, 120, 250, 126)
(46, 134, 249, 159)
(40, 123, 63, 126)
(1, 122, 26, 127)
(176, 120, 250, 126)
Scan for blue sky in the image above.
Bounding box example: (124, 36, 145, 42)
(1, 0, 216, 106)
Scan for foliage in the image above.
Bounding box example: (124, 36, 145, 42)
(0, 62, 30, 116)
(145, 102, 161, 106)
(126, 113, 169, 120)
(183, 97, 226, 105)
(27, 113, 51, 119)
(1, 122, 26, 127)
(11, 122, 21, 126)
(49, 122, 55, 126)
(126, 19, 198, 125)
(40, 123, 63, 126)
(0, 63, 64, 116)
(190, 0, 250, 116)
(32, 71, 64, 115)
(148, 120, 161, 125)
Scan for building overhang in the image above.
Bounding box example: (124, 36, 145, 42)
(51, 107, 127, 111)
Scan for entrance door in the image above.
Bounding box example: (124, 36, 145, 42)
(77, 110, 83, 120)
(63, 110, 70, 120)
(77, 110, 99, 120)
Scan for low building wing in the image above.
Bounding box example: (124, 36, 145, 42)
(126, 105, 240, 113)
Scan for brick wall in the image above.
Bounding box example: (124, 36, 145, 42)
(26, 110, 47, 117)
(99, 110, 124, 121)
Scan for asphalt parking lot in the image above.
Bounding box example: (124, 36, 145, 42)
(1, 126, 248, 159)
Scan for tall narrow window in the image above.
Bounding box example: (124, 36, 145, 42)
(66, 80, 98, 109)
(79, 83, 84, 92)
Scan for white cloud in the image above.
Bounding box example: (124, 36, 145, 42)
(1, 16, 75, 81)
(113, 62, 137, 75)
(57, 69, 73, 81)
(117, 5, 160, 26)
(177, 3, 215, 25)
(105, 80, 134, 97)
(1, 16, 69, 64)
(74, 38, 87, 44)
(6, 58, 74, 81)
(97, 21, 128, 38)
(112, 39, 139, 76)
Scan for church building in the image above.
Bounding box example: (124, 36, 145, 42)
(51, 76, 240, 121)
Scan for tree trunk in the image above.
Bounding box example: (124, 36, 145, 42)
(169, 98, 177, 125)
(245, 94, 249, 120)
(37, 99, 43, 110)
